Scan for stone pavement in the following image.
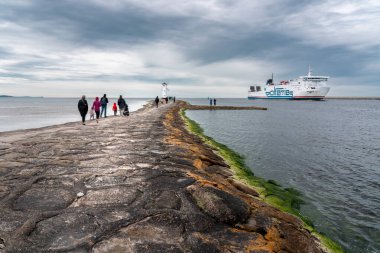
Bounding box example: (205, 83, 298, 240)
(0, 101, 326, 253)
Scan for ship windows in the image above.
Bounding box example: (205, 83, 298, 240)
(305, 77, 328, 81)
(250, 86, 262, 92)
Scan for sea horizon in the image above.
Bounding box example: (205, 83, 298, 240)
(1, 95, 380, 99)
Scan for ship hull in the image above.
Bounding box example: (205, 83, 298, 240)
(248, 86, 330, 100)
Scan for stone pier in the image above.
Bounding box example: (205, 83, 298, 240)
(0, 101, 326, 253)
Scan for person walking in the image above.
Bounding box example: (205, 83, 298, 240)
(100, 94, 108, 118)
(155, 96, 159, 108)
(78, 95, 88, 125)
(173, 96, 176, 103)
(213, 98, 216, 106)
(112, 103, 117, 116)
(92, 97, 101, 123)
(209, 98, 212, 106)
(117, 95, 126, 116)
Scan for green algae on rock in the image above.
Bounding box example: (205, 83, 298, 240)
(180, 108, 344, 253)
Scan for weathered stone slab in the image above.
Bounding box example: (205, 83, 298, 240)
(72, 187, 140, 207)
(187, 184, 250, 225)
(30, 212, 100, 250)
(145, 190, 182, 210)
(13, 187, 75, 211)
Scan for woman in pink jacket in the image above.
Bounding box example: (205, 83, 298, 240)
(92, 97, 101, 123)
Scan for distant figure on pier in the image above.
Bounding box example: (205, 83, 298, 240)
(155, 96, 159, 108)
(77, 95, 88, 125)
(117, 95, 126, 116)
(112, 103, 117, 116)
(100, 94, 109, 118)
(214, 98, 216, 106)
(209, 98, 212, 106)
(92, 97, 101, 123)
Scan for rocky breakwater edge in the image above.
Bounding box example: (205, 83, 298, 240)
(0, 101, 334, 252)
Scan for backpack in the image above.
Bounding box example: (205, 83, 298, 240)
(101, 97, 108, 106)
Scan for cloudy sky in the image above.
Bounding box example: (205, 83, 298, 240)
(0, 0, 379, 97)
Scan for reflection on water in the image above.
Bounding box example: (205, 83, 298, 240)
(184, 98, 380, 253)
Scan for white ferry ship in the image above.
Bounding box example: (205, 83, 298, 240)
(248, 67, 330, 100)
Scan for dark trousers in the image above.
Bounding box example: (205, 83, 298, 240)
(100, 105, 107, 117)
(80, 112, 86, 123)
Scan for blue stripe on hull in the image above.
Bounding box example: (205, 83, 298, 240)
(292, 98, 324, 101)
(248, 97, 292, 100)
(248, 97, 324, 101)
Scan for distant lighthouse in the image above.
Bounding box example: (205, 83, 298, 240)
(162, 82, 169, 99)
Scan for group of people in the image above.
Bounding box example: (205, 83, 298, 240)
(77, 94, 129, 125)
(209, 98, 217, 106)
(78, 94, 179, 125)
(154, 96, 176, 108)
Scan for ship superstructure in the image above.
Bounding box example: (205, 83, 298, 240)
(248, 67, 330, 100)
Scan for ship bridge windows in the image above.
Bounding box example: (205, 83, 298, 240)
(250, 86, 261, 92)
(305, 78, 328, 81)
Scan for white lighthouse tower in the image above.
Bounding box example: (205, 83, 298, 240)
(162, 82, 169, 99)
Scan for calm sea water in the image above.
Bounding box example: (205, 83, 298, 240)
(0, 97, 148, 132)
(184, 98, 380, 253)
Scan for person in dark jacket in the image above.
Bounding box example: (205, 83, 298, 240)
(78, 95, 88, 125)
(100, 94, 108, 118)
(155, 96, 159, 108)
(117, 95, 126, 116)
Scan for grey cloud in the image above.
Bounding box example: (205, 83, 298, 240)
(0, 0, 192, 46)
(0, 0, 379, 96)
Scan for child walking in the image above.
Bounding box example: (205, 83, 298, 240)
(90, 107, 95, 120)
(112, 103, 117, 116)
